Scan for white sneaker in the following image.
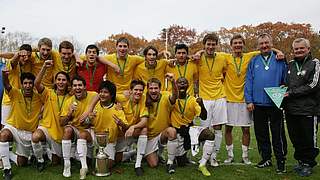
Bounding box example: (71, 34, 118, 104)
(210, 158, 219, 167)
(224, 157, 234, 164)
(80, 168, 88, 179)
(242, 157, 252, 165)
(63, 164, 71, 177)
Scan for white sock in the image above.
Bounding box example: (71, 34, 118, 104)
(32, 142, 44, 163)
(0, 142, 11, 169)
(135, 135, 147, 168)
(242, 145, 249, 158)
(167, 139, 178, 165)
(199, 140, 214, 166)
(9, 152, 17, 165)
(62, 140, 72, 168)
(122, 150, 136, 162)
(211, 130, 222, 161)
(226, 144, 234, 158)
(77, 139, 88, 169)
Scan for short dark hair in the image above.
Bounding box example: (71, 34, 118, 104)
(230, 34, 245, 45)
(19, 44, 32, 52)
(175, 43, 188, 54)
(116, 37, 129, 47)
(203, 33, 219, 45)
(59, 41, 74, 53)
(38, 37, 52, 48)
(85, 44, 99, 56)
(143, 45, 158, 57)
(130, 79, 145, 90)
(147, 78, 161, 89)
(99, 80, 117, 103)
(20, 72, 35, 84)
(71, 75, 86, 87)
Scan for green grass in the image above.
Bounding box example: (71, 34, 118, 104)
(4, 125, 320, 180)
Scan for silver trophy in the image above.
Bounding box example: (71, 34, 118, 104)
(94, 132, 110, 176)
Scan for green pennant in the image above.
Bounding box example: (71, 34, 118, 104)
(264, 87, 287, 108)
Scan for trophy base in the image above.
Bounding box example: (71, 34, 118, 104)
(94, 172, 111, 177)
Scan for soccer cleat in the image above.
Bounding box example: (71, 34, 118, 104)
(223, 157, 234, 164)
(135, 167, 144, 176)
(63, 165, 71, 178)
(79, 168, 88, 179)
(3, 169, 12, 180)
(242, 157, 252, 165)
(167, 164, 176, 174)
(36, 161, 46, 172)
(297, 164, 312, 177)
(256, 159, 272, 168)
(276, 160, 286, 174)
(210, 158, 219, 167)
(198, 165, 211, 176)
(293, 161, 303, 173)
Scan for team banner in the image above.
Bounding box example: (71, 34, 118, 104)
(264, 87, 288, 108)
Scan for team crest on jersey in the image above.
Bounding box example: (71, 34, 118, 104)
(288, 70, 290, 74)
(255, 64, 259, 68)
(301, 70, 306, 76)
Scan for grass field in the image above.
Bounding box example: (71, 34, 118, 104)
(3, 125, 320, 180)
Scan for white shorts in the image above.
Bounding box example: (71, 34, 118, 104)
(145, 134, 162, 156)
(37, 126, 62, 157)
(226, 102, 252, 127)
(1, 105, 11, 126)
(201, 98, 228, 127)
(3, 124, 32, 157)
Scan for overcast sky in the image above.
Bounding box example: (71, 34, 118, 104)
(0, 0, 319, 46)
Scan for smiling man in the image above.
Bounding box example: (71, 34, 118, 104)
(245, 33, 287, 173)
(59, 75, 97, 178)
(284, 38, 320, 177)
(0, 72, 42, 180)
(103, 37, 144, 95)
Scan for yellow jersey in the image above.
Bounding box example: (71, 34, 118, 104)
(92, 103, 127, 143)
(147, 92, 173, 139)
(224, 51, 260, 102)
(60, 91, 97, 130)
(198, 53, 227, 100)
(166, 61, 198, 95)
(104, 54, 144, 94)
(171, 95, 201, 128)
(134, 59, 168, 91)
(6, 88, 43, 132)
(39, 88, 72, 142)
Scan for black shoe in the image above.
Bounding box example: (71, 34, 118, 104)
(37, 161, 45, 172)
(176, 153, 188, 167)
(256, 159, 272, 168)
(3, 169, 12, 180)
(293, 161, 303, 173)
(276, 160, 286, 174)
(158, 155, 166, 164)
(135, 167, 144, 176)
(167, 164, 176, 174)
(297, 164, 312, 177)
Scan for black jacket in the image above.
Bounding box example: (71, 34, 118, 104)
(284, 55, 320, 115)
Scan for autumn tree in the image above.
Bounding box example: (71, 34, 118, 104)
(98, 33, 148, 55)
(215, 22, 320, 59)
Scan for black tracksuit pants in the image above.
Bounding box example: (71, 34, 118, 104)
(285, 113, 319, 167)
(253, 106, 287, 162)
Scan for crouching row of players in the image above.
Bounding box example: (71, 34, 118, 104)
(0, 65, 214, 180)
